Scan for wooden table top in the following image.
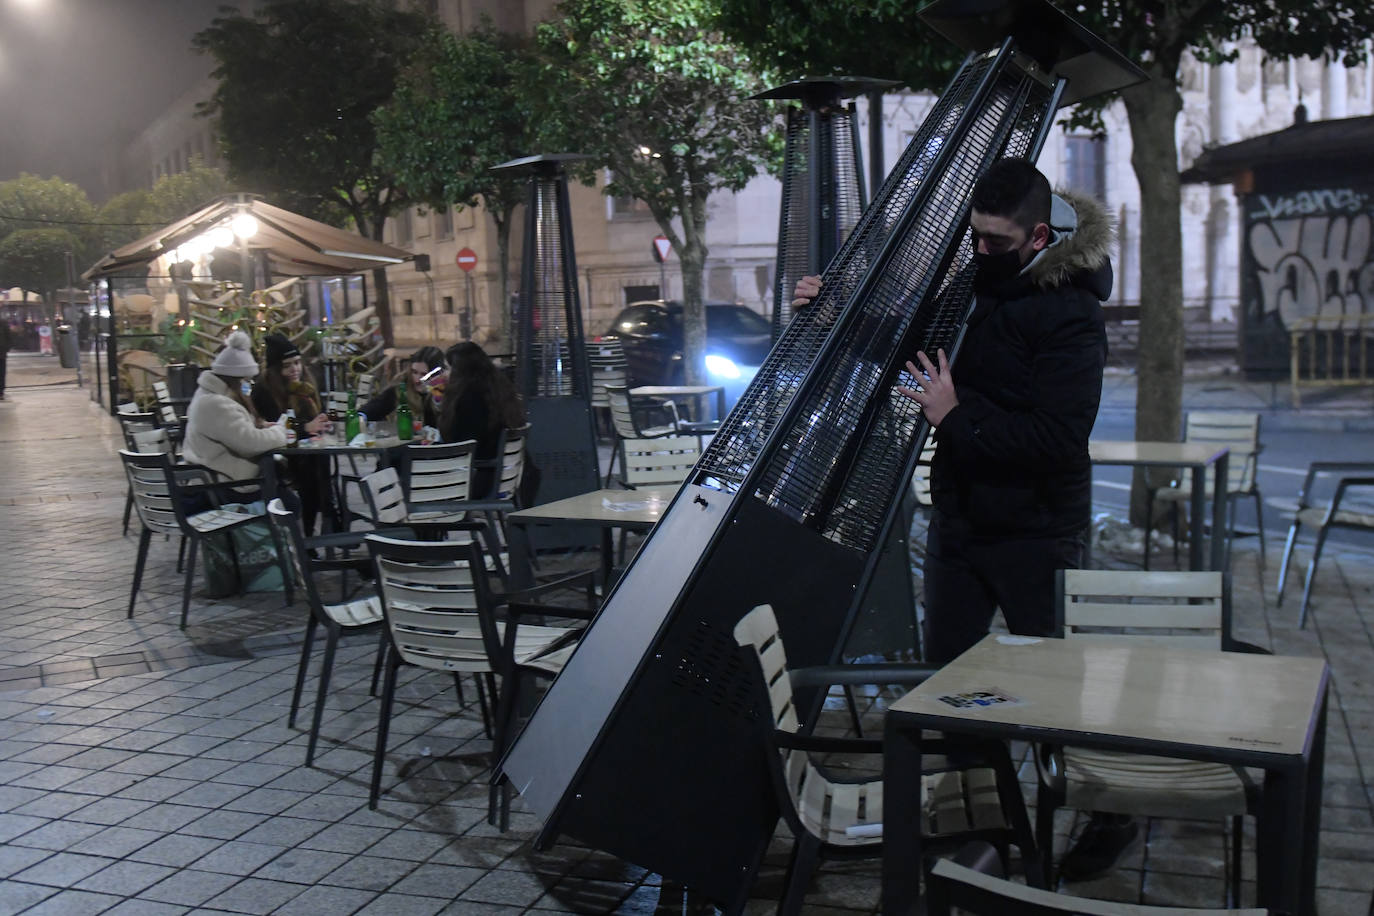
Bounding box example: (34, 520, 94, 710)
(508, 486, 677, 528)
(1089, 440, 1230, 466)
(890, 635, 1328, 758)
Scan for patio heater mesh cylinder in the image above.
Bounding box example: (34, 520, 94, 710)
(493, 154, 600, 510)
(769, 97, 867, 339)
(499, 3, 1145, 908)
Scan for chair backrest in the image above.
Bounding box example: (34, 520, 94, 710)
(623, 435, 700, 487)
(910, 436, 938, 510)
(360, 467, 409, 525)
(1183, 411, 1261, 495)
(357, 373, 376, 400)
(489, 424, 529, 501)
(586, 340, 628, 409)
(152, 380, 170, 401)
(324, 391, 350, 416)
(1056, 569, 1231, 653)
(926, 856, 1267, 916)
(119, 449, 185, 536)
(605, 386, 641, 439)
(404, 440, 476, 507)
(156, 400, 181, 427)
(365, 535, 500, 671)
(117, 401, 142, 415)
(116, 412, 159, 451)
(130, 427, 172, 455)
(266, 498, 326, 613)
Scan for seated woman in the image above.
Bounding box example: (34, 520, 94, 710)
(251, 333, 333, 533)
(439, 342, 526, 498)
(182, 330, 289, 504)
(359, 345, 446, 431)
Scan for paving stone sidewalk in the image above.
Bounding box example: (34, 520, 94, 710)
(0, 371, 1371, 914)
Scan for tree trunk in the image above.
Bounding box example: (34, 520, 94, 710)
(492, 206, 513, 351)
(673, 190, 710, 386)
(1122, 69, 1185, 527)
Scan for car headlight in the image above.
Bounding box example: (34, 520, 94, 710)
(705, 354, 741, 379)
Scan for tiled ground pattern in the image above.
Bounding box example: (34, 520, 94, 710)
(0, 378, 1371, 914)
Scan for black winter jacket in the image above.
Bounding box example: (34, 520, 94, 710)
(931, 190, 1111, 538)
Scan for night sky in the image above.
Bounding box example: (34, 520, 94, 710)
(0, 0, 231, 199)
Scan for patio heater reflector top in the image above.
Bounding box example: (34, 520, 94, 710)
(490, 153, 592, 175)
(918, 0, 1146, 107)
(750, 76, 904, 105)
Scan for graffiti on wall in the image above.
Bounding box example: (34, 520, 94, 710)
(1247, 188, 1374, 329)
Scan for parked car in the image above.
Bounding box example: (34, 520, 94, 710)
(596, 300, 772, 411)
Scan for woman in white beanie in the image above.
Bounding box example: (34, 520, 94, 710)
(183, 330, 288, 490)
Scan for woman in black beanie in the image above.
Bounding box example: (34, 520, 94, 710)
(252, 333, 334, 533)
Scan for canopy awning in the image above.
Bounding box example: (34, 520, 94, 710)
(83, 195, 411, 280)
(1181, 114, 1374, 185)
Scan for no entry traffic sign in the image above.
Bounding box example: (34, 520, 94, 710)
(456, 248, 478, 272)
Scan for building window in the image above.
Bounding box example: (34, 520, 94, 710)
(1063, 135, 1107, 202)
(442, 295, 454, 314)
(395, 208, 413, 246)
(403, 298, 414, 316)
(436, 206, 454, 239)
(612, 194, 652, 218)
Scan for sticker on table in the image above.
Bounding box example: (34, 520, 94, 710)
(935, 688, 1024, 710)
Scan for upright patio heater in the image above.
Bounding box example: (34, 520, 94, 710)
(499, 2, 1145, 908)
(757, 76, 899, 341)
(491, 154, 600, 518)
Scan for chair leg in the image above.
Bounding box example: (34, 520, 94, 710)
(1276, 522, 1302, 605)
(179, 539, 199, 629)
(306, 623, 342, 768)
(1253, 491, 1267, 569)
(988, 743, 1043, 889)
(369, 651, 401, 809)
(777, 833, 822, 916)
(1143, 489, 1155, 570)
(490, 671, 523, 828)
(122, 486, 134, 537)
(452, 672, 467, 707)
(289, 616, 319, 729)
(1298, 525, 1331, 629)
(474, 673, 494, 740)
(128, 529, 152, 618)
(176, 535, 187, 573)
(1036, 787, 1058, 888)
(370, 632, 387, 698)
(1227, 815, 1243, 908)
(842, 686, 865, 739)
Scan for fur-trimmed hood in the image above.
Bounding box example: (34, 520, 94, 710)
(1024, 188, 1114, 299)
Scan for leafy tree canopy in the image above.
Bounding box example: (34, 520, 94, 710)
(144, 160, 235, 226)
(533, 0, 783, 242)
(192, 0, 430, 237)
(532, 0, 785, 382)
(0, 174, 96, 244)
(0, 228, 82, 299)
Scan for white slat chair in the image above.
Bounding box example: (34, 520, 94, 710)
(1275, 460, 1374, 628)
(586, 339, 628, 440)
(1144, 411, 1264, 570)
(733, 604, 1038, 916)
(1037, 569, 1262, 903)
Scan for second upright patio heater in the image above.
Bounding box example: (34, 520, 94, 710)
(756, 76, 899, 341)
(491, 154, 601, 519)
(499, 1, 1144, 908)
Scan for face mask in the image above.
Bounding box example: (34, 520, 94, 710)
(972, 248, 1026, 294)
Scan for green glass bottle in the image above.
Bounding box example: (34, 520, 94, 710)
(396, 380, 413, 440)
(344, 391, 361, 442)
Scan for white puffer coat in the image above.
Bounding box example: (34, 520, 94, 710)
(182, 372, 288, 483)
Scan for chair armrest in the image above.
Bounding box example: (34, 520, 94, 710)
(303, 526, 413, 551)
(511, 569, 598, 600)
(772, 728, 883, 755)
(177, 476, 265, 494)
(1297, 462, 1374, 507)
(789, 663, 939, 691)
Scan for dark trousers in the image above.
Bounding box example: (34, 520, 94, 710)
(0, 350, 7, 395)
(923, 511, 1085, 665)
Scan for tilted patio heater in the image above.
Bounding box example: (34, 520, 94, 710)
(756, 76, 899, 341)
(757, 75, 919, 661)
(499, 1, 1144, 908)
(491, 154, 601, 514)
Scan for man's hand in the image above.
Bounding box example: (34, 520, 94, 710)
(791, 275, 821, 309)
(895, 349, 958, 426)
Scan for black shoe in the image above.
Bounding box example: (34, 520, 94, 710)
(1058, 814, 1139, 881)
